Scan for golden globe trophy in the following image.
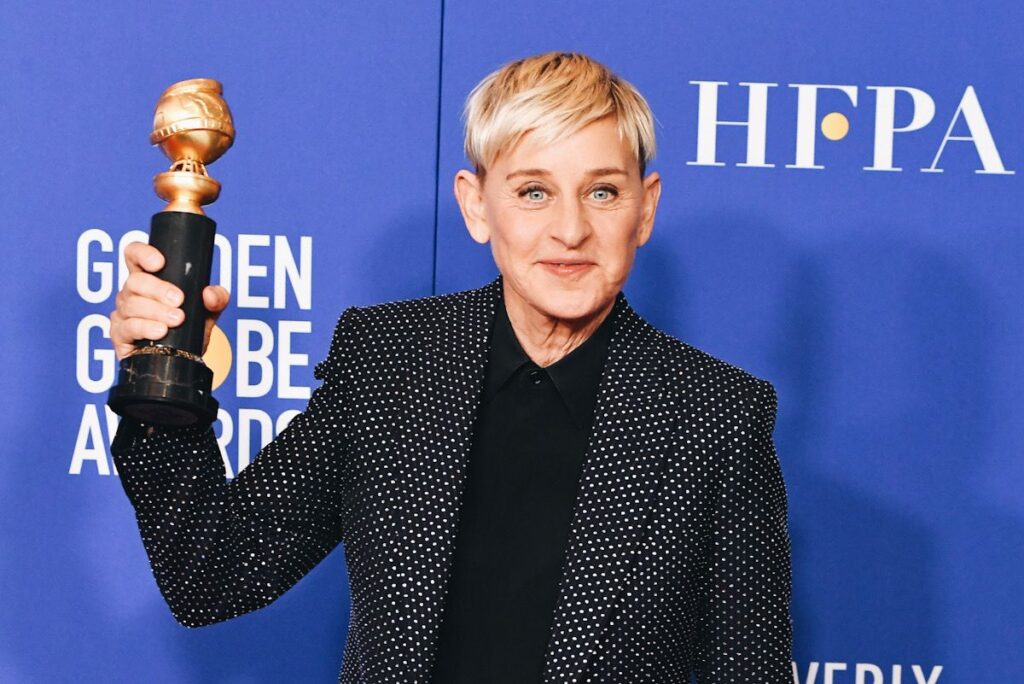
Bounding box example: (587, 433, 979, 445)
(108, 78, 234, 427)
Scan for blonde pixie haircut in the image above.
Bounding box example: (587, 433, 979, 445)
(463, 51, 657, 179)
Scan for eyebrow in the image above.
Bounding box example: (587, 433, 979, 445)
(505, 167, 629, 181)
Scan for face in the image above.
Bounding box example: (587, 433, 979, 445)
(454, 115, 662, 327)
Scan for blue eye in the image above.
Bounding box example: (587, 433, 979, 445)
(520, 186, 547, 201)
(591, 186, 618, 201)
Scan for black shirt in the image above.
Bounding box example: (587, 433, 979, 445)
(429, 303, 614, 683)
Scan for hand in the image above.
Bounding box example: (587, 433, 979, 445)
(110, 241, 230, 361)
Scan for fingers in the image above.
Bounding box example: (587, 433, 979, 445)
(124, 241, 165, 275)
(113, 242, 231, 360)
(112, 244, 182, 360)
(116, 288, 185, 326)
(110, 308, 170, 359)
(121, 270, 184, 308)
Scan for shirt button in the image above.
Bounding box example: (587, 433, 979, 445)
(528, 369, 545, 385)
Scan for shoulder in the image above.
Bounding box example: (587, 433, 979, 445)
(637, 317, 778, 430)
(637, 327, 781, 476)
(344, 286, 475, 327)
(313, 283, 494, 380)
(335, 282, 491, 338)
(661, 329, 773, 397)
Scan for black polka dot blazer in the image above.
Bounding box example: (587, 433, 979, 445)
(112, 277, 792, 683)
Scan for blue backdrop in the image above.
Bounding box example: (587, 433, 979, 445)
(2, 2, 1021, 682)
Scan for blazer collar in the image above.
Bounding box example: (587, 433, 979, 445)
(412, 277, 674, 682)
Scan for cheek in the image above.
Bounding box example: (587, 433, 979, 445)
(597, 224, 641, 278)
(487, 214, 543, 271)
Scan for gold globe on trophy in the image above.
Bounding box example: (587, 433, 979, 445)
(151, 78, 234, 214)
(108, 78, 235, 427)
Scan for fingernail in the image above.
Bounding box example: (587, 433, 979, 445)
(166, 309, 183, 324)
(165, 289, 180, 304)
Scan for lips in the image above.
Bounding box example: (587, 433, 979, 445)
(539, 259, 595, 276)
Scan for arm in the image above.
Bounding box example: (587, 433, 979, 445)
(112, 307, 361, 628)
(693, 379, 793, 683)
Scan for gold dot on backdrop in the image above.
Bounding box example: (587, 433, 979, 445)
(821, 112, 850, 140)
(203, 325, 233, 390)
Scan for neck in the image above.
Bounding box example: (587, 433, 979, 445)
(503, 287, 616, 368)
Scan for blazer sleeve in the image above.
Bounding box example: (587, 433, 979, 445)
(111, 306, 361, 628)
(693, 379, 793, 683)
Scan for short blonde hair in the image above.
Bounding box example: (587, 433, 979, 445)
(463, 51, 657, 178)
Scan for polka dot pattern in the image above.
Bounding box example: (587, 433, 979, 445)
(112, 277, 792, 683)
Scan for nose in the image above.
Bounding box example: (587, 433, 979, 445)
(549, 196, 591, 249)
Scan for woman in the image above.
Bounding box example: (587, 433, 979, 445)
(111, 51, 792, 683)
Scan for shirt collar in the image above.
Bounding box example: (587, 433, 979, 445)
(484, 301, 615, 431)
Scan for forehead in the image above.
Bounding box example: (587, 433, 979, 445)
(493, 116, 635, 178)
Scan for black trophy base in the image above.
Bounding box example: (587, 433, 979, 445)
(108, 351, 219, 427)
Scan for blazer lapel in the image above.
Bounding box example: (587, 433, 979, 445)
(377, 278, 499, 679)
(376, 281, 672, 682)
(541, 296, 676, 683)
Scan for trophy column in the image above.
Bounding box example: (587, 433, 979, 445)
(108, 78, 234, 428)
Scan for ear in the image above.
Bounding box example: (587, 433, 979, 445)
(453, 169, 490, 244)
(636, 170, 662, 247)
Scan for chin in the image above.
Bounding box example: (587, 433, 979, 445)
(528, 289, 612, 323)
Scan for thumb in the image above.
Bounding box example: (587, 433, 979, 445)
(203, 285, 231, 314)
(202, 316, 219, 357)
(201, 286, 229, 355)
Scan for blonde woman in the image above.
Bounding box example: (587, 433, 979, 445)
(112, 51, 792, 683)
